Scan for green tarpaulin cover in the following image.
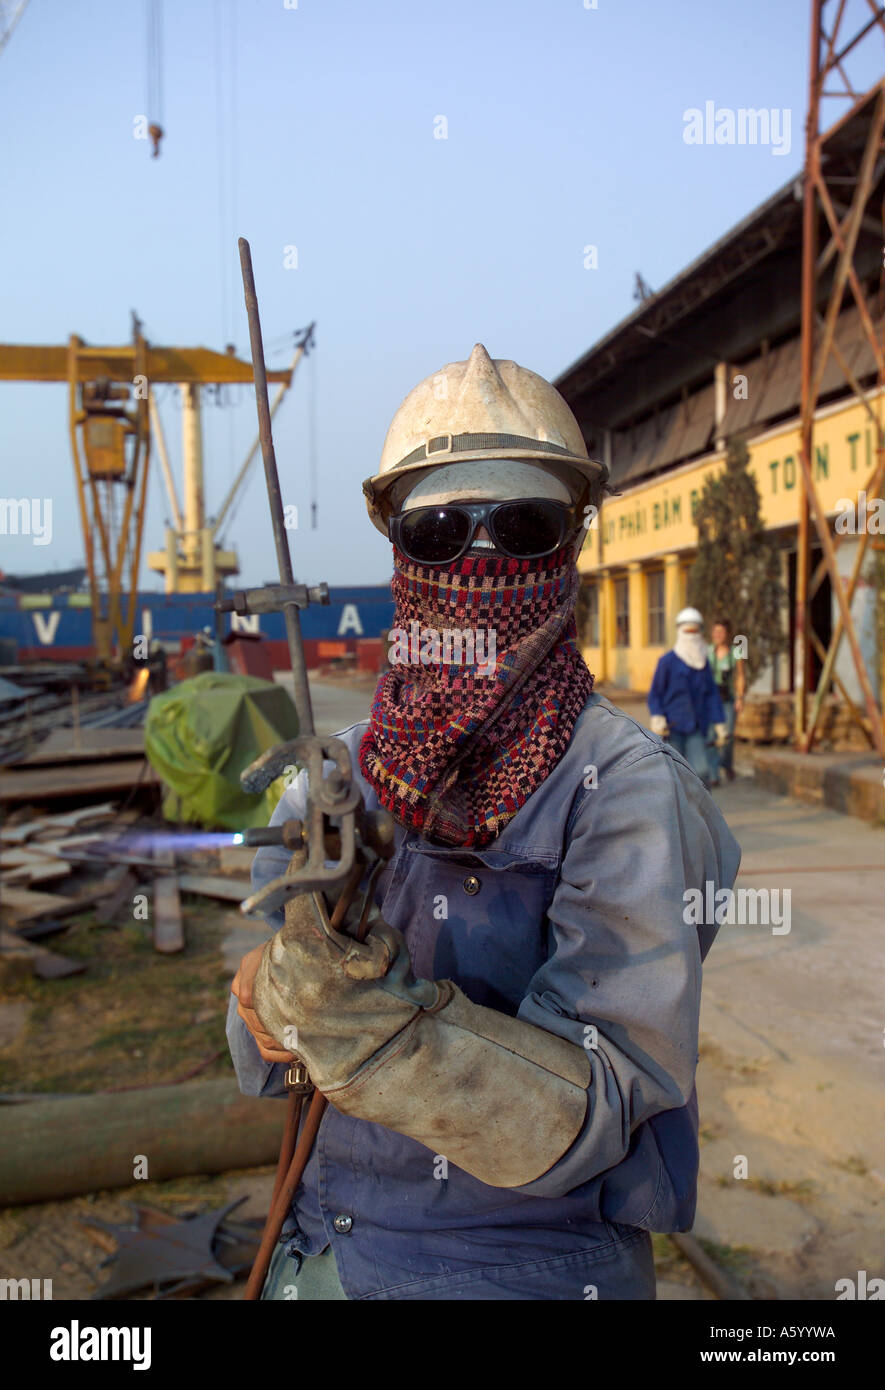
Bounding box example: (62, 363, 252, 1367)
(144, 671, 299, 829)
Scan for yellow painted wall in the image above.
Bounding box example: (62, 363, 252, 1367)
(578, 392, 883, 689)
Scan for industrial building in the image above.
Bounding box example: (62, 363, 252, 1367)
(558, 87, 883, 706)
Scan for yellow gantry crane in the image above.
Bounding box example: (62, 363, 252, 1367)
(0, 319, 297, 669)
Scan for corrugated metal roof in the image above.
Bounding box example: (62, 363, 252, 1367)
(611, 384, 715, 485)
(718, 303, 881, 439)
(604, 303, 883, 487)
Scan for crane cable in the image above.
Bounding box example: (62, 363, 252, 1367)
(214, 0, 229, 349)
(213, 0, 240, 506)
(215, 0, 239, 351)
(308, 346, 318, 530)
(146, 0, 164, 155)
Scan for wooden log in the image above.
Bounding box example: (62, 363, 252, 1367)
(0, 1079, 286, 1204)
(152, 875, 184, 954)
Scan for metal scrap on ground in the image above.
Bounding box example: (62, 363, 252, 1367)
(80, 1198, 261, 1300)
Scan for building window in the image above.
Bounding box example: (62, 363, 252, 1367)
(580, 581, 599, 646)
(647, 569, 665, 645)
(614, 576, 630, 647)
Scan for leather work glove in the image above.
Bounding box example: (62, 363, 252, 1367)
(649, 714, 669, 737)
(713, 722, 729, 748)
(250, 854, 591, 1188)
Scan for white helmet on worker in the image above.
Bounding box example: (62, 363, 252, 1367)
(363, 343, 607, 533)
(674, 608, 707, 670)
(675, 607, 704, 630)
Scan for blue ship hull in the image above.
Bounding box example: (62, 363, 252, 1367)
(0, 586, 395, 663)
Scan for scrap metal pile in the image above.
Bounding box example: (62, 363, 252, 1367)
(0, 799, 258, 982)
(0, 661, 149, 784)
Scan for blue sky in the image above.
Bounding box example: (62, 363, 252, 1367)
(1, 0, 881, 588)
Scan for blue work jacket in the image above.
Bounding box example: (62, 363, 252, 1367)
(227, 692, 741, 1299)
(648, 651, 725, 735)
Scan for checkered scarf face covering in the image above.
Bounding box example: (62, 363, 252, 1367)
(358, 544, 594, 847)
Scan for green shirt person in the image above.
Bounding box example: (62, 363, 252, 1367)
(707, 620, 746, 782)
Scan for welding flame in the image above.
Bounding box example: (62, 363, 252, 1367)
(104, 831, 246, 855)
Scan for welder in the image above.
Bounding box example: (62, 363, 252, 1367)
(228, 345, 741, 1300)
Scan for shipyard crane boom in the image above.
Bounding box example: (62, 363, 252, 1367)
(0, 326, 293, 670)
(212, 323, 315, 539)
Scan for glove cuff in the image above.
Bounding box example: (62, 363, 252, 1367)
(324, 984, 591, 1188)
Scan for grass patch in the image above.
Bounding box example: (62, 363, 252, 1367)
(0, 899, 237, 1094)
(695, 1237, 754, 1273)
(745, 1177, 816, 1201)
(713, 1175, 816, 1203)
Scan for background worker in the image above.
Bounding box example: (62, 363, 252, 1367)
(707, 619, 745, 785)
(647, 607, 727, 788)
(228, 346, 741, 1301)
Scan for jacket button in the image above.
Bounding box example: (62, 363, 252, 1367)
(333, 1214, 353, 1234)
(463, 875, 481, 895)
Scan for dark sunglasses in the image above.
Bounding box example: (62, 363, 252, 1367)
(389, 498, 579, 565)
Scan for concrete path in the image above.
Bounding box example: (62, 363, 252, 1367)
(273, 674, 372, 736)
(598, 689, 884, 1295)
(688, 776, 884, 1297)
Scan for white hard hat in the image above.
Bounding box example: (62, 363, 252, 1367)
(363, 343, 607, 534)
(676, 607, 704, 628)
